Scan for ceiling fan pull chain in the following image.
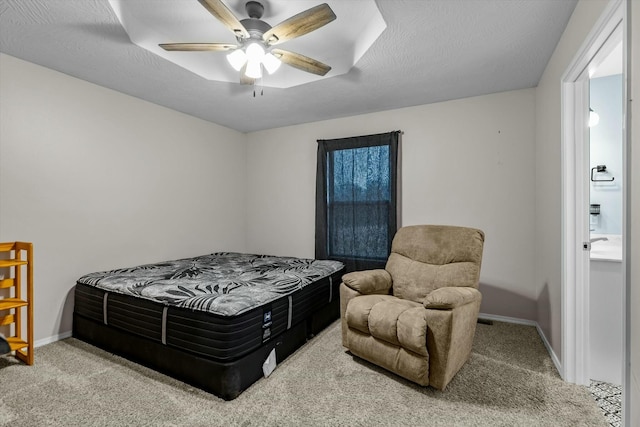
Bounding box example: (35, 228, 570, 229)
(252, 81, 264, 97)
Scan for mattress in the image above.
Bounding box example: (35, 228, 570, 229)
(74, 252, 345, 399)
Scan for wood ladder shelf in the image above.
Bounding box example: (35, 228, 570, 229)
(0, 242, 33, 365)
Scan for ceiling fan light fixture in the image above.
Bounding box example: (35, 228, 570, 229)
(245, 42, 265, 62)
(245, 58, 262, 79)
(227, 49, 248, 71)
(262, 52, 281, 74)
(155, 1, 340, 87)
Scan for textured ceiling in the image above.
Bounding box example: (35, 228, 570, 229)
(0, 0, 578, 133)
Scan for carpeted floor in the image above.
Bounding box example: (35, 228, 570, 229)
(0, 321, 608, 426)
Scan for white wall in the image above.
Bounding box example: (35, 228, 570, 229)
(590, 74, 623, 235)
(0, 54, 247, 343)
(246, 89, 538, 320)
(534, 0, 609, 360)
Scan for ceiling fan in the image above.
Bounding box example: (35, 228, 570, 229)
(159, 0, 336, 85)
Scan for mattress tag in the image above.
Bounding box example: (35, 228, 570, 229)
(262, 327, 271, 342)
(262, 348, 277, 377)
(262, 307, 272, 340)
(263, 310, 272, 328)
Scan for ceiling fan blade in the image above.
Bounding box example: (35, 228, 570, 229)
(159, 43, 236, 52)
(198, 0, 250, 39)
(263, 3, 336, 45)
(272, 49, 331, 76)
(239, 64, 255, 85)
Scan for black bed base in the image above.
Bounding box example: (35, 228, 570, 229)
(73, 297, 339, 400)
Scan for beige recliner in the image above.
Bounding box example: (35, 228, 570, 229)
(340, 224, 485, 390)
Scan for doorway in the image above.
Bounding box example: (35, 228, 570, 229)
(587, 37, 624, 425)
(561, 0, 628, 425)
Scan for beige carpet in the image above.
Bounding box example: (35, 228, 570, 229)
(0, 321, 607, 426)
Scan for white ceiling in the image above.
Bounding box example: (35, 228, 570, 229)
(0, 0, 578, 133)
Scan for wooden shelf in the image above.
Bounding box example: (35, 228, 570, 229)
(0, 298, 28, 311)
(0, 278, 16, 289)
(6, 337, 28, 351)
(0, 241, 33, 365)
(0, 259, 28, 268)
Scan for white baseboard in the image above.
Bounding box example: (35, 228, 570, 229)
(536, 323, 562, 375)
(478, 312, 562, 375)
(34, 330, 72, 348)
(478, 312, 538, 326)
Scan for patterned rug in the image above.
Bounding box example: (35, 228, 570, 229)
(589, 380, 622, 427)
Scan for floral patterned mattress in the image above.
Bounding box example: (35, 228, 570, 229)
(77, 252, 344, 317)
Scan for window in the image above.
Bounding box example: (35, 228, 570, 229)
(315, 131, 399, 272)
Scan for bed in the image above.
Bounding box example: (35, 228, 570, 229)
(72, 252, 344, 400)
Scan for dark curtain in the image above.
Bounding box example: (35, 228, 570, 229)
(315, 131, 399, 272)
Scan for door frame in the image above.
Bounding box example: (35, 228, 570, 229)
(561, 0, 626, 388)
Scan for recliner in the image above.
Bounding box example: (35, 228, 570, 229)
(339, 224, 485, 390)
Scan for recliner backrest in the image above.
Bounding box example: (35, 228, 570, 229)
(385, 225, 485, 303)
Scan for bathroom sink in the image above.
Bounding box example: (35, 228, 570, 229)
(590, 234, 622, 261)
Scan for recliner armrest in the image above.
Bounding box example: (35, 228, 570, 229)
(341, 269, 392, 295)
(423, 287, 481, 309)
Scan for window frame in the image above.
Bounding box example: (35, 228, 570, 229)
(315, 131, 399, 272)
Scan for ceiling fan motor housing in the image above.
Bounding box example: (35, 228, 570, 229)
(245, 1, 264, 19)
(240, 2, 271, 41)
(240, 18, 271, 39)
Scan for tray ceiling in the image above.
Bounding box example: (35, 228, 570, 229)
(110, 0, 385, 88)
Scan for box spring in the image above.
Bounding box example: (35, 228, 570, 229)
(73, 268, 343, 400)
